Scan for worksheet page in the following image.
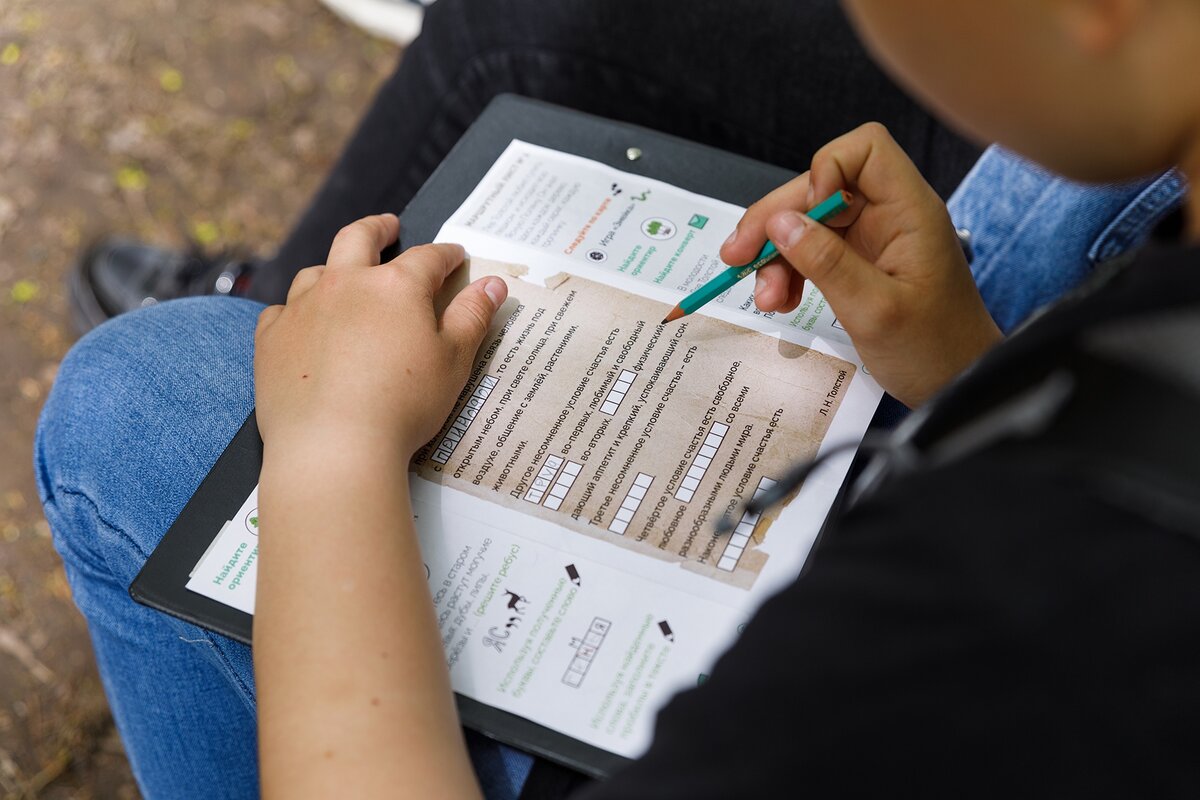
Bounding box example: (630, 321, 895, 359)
(187, 141, 883, 759)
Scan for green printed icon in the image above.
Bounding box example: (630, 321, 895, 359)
(246, 511, 259, 536)
(688, 214, 709, 230)
(642, 217, 677, 241)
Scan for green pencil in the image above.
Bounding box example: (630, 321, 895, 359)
(661, 190, 851, 324)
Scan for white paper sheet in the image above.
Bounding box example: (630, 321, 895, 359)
(187, 489, 259, 614)
(186, 141, 883, 758)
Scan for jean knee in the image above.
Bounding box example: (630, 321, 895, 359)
(36, 297, 263, 563)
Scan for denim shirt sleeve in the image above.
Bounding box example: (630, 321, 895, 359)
(947, 144, 1187, 334)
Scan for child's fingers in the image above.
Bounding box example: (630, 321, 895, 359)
(326, 213, 400, 269)
(752, 261, 792, 312)
(809, 122, 931, 212)
(391, 243, 468, 298)
(766, 208, 891, 333)
(721, 172, 811, 267)
(256, 304, 284, 336)
(722, 171, 863, 270)
(285, 266, 325, 304)
(442, 277, 508, 362)
(781, 273, 807, 313)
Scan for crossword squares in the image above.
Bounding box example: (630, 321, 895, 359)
(524, 455, 564, 505)
(431, 375, 499, 465)
(608, 472, 654, 535)
(599, 370, 637, 416)
(563, 617, 612, 688)
(542, 461, 583, 511)
(674, 421, 730, 503)
(717, 476, 777, 571)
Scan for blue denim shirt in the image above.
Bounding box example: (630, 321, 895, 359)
(870, 145, 1187, 428)
(950, 145, 1188, 334)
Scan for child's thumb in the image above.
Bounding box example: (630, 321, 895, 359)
(765, 210, 882, 313)
(443, 276, 507, 358)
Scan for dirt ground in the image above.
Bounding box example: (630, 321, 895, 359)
(0, 1, 396, 795)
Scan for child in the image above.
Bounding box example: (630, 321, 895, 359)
(38, 0, 1200, 797)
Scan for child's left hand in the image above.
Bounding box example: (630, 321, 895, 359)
(254, 213, 508, 459)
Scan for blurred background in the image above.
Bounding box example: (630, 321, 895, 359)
(0, 0, 399, 795)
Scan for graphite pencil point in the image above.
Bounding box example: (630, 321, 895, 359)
(662, 306, 686, 324)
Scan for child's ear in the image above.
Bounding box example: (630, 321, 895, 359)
(1056, 0, 1144, 55)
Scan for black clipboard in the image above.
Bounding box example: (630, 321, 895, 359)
(131, 94, 799, 778)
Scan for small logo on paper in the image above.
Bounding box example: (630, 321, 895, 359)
(245, 511, 259, 536)
(586, 249, 608, 263)
(642, 218, 677, 241)
(688, 214, 709, 230)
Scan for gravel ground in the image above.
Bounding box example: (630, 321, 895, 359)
(0, 1, 396, 795)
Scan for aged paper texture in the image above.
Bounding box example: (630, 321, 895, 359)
(414, 261, 856, 588)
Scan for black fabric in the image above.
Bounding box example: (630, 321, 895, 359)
(249, 0, 980, 303)
(519, 759, 595, 800)
(579, 245, 1200, 799)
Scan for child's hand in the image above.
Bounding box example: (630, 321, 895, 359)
(254, 214, 508, 458)
(721, 123, 1001, 408)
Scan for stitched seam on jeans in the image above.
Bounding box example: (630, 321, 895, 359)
(58, 486, 153, 563)
(56, 486, 259, 709)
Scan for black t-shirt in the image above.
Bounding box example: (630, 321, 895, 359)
(570, 243, 1200, 799)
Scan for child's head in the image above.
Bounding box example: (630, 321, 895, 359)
(843, 0, 1200, 184)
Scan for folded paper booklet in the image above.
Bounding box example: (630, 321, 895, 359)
(183, 139, 883, 763)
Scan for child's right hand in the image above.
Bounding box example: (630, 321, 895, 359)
(721, 123, 1001, 408)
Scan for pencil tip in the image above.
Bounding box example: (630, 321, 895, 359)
(661, 307, 685, 324)
(660, 318, 669, 325)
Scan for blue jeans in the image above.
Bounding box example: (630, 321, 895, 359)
(35, 297, 535, 800)
(35, 147, 1185, 799)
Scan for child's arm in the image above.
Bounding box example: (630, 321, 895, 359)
(722, 122, 1002, 409)
(252, 216, 507, 799)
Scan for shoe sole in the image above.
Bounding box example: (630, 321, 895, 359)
(68, 250, 116, 336)
(318, 0, 424, 45)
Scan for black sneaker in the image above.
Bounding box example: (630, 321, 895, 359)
(69, 238, 256, 334)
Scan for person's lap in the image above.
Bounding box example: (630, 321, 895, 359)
(36, 299, 263, 798)
(35, 297, 535, 799)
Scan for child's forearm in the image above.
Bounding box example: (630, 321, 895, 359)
(254, 432, 481, 800)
